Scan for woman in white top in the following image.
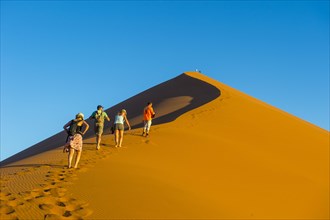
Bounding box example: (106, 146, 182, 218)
(114, 109, 131, 147)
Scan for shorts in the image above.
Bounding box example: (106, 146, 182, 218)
(114, 123, 124, 131)
(94, 124, 104, 135)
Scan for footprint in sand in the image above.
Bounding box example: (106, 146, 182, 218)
(41, 197, 92, 219)
(43, 188, 53, 193)
(45, 174, 71, 185)
(39, 203, 54, 211)
(5, 199, 24, 208)
(0, 205, 15, 214)
(1, 161, 94, 219)
(30, 189, 45, 198)
(0, 192, 24, 208)
(0, 192, 11, 197)
(45, 188, 66, 198)
(44, 213, 62, 220)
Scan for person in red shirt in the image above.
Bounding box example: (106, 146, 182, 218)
(142, 102, 155, 137)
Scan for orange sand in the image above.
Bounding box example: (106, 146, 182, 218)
(1, 72, 329, 219)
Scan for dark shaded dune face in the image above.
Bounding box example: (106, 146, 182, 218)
(1, 74, 220, 166)
(94, 73, 220, 131)
(122, 74, 221, 127)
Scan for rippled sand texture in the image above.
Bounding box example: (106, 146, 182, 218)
(1, 72, 329, 219)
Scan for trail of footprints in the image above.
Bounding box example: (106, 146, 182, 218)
(0, 145, 114, 219)
(0, 191, 21, 220)
(1, 168, 92, 219)
(37, 169, 92, 219)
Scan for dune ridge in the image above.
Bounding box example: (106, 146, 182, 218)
(1, 73, 220, 166)
(1, 72, 329, 219)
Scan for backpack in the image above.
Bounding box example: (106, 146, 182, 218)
(94, 111, 103, 123)
(66, 120, 83, 140)
(68, 120, 77, 135)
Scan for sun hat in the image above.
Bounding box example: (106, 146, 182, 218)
(76, 113, 84, 120)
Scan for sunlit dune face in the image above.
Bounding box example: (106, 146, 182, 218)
(1, 72, 328, 220)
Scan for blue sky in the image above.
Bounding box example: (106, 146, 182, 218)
(1, 0, 329, 161)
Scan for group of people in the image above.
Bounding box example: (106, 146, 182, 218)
(63, 102, 156, 169)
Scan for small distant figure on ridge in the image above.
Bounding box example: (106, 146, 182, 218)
(142, 102, 156, 137)
(63, 113, 89, 169)
(113, 109, 131, 148)
(89, 105, 110, 150)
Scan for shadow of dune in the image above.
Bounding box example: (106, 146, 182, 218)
(1, 73, 220, 166)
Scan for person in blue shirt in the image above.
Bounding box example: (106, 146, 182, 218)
(113, 109, 131, 147)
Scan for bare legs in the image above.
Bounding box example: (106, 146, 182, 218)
(74, 151, 82, 168)
(119, 130, 124, 147)
(95, 125, 103, 150)
(115, 130, 119, 147)
(68, 148, 82, 169)
(96, 134, 101, 150)
(68, 148, 74, 168)
(115, 130, 124, 147)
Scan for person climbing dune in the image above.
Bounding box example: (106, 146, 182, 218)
(142, 102, 155, 137)
(89, 105, 110, 150)
(113, 109, 131, 147)
(63, 113, 89, 169)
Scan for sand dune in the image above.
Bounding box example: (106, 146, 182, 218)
(1, 72, 328, 219)
(1, 73, 220, 166)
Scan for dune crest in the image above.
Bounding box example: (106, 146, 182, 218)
(1, 73, 220, 166)
(1, 72, 329, 219)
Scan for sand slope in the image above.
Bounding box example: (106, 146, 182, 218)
(1, 72, 329, 219)
(1, 73, 220, 166)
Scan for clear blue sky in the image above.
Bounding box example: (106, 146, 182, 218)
(1, 1, 329, 161)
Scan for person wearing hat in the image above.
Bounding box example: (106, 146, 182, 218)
(113, 109, 131, 147)
(89, 105, 110, 150)
(63, 113, 89, 169)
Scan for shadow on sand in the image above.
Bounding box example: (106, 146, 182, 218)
(1, 73, 220, 166)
